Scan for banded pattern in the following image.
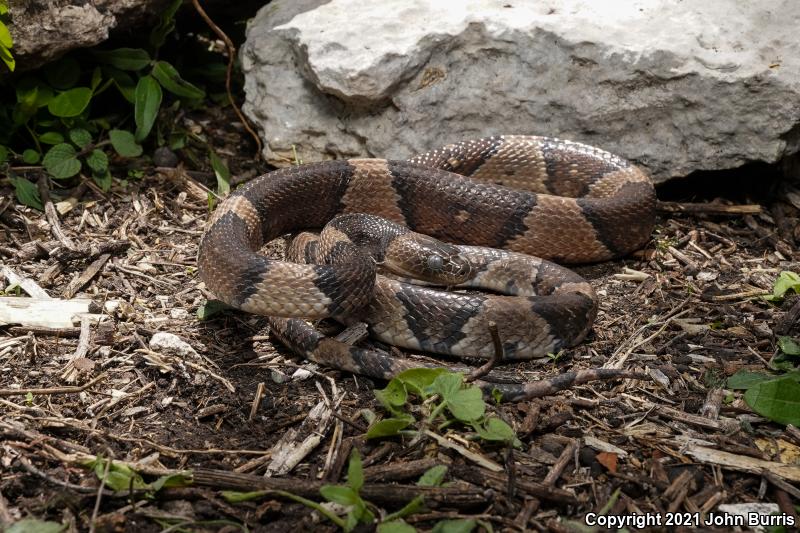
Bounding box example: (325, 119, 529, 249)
(197, 136, 656, 400)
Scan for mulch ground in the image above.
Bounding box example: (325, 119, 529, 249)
(1, 114, 799, 532)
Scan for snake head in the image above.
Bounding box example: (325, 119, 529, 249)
(384, 232, 475, 285)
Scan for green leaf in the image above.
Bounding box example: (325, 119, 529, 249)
(85, 149, 109, 174)
(431, 373, 464, 399)
(92, 170, 112, 192)
(384, 497, 425, 523)
(417, 465, 448, 487)
(196, 299, 230, 320)
(19, 80, 54, 108)
(366, 416, 414, 439)
(378, 521, 417, 533)
(91, 66, 103, 91)
(778, 336, 800, 356)
(771, 352, 800, 372)
(48, 87, 93, 117)
(22, 149, 40, 164)
(44, 56, 81, 89)
(345, 512, 359, 532)
(221, 490, 269, 503)
(0, 145, 7, 163)
(150, 0, 182, 50)
(765, 271, 800, 302)
(395, 367, 448, 397)
(744, 377, 800, 426)
(10, 177, 43, 211)
(13, 79, 51, 123)
(0, 21, 12, 49)
(374, 378, 408, 413)
(109, 129, 143, 157)
(491, 388, 503, 404)
(146, 471, 192, 491)
(43, 143, 81, 179)
(134, 75, 162, 141)
(92, 48, 152, 71)
(105, 67, 136, 103)
(152, 60, 205, 99)
(6, 519, 65, 533)
(472, 417, 516, 442)
(209, 150, 231, 196)
(445, 386, 485, 422)
(90, 458, 148, 491)
(69, 128, 93, 148)
(347, 449, 364, 491)
(39, 131, 65, 145)
(320, 485, 360, 506)
(727, 370, 773, 390)
(431, 519, 477, 533)
(0, 42, 15, 72)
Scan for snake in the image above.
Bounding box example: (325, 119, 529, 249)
(197, 136, 656, 401)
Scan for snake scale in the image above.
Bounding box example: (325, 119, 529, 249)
(198, 136, 656, 401)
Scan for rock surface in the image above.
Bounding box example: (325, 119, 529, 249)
(7, 1, 176, 72)
(241, 0, 800, 182)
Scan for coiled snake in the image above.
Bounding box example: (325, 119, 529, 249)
(198, 136, 656, 401)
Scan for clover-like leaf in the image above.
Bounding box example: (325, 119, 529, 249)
(22, 149, 40, 164)
(109, 129, 143, 157)
(374, 378, 408, 414)
(48, 87, 92, 117)
(445, 386, 485, 422)
(43, 143, 81, 179)
(10, 177, 43, 211)
(394, 367, 448, 397)
(472, 417, 516, 442)
(85, 149, 109, 174)
(69, 128, 93, 148)
(778, 336, 800, 356)
(366, 415, 414, 439)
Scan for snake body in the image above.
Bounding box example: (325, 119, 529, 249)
(198, 135, 656, 400)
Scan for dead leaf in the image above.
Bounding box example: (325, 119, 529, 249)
(596, 452, 618, 473)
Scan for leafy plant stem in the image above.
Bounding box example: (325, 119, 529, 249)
(427, 399, 448, 425)
(272, 490, 346, 528)
(25, 124, 42, 153)
(77, 139, 112, 158)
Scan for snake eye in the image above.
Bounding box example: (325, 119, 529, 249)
(427, 254, 444, 271)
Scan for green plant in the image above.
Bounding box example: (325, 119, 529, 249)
(320, 449, 375, 530)
(85, 457, 191, 495)
(763, 271, 800, 303)
(0, 0, 231, 207)
(727, 368, 800, 426)
(223, 455, 463, 532)
(0, 0, 13, 72)
(367, 368, 519, 446)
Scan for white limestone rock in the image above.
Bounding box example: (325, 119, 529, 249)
(241, 0, 800, 182)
